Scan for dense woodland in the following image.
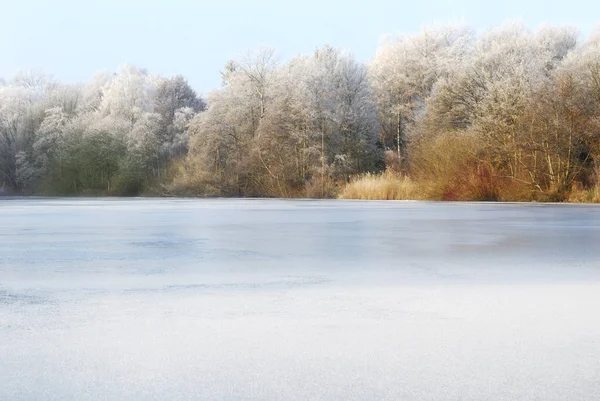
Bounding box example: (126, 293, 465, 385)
(2, 23, 600, 201)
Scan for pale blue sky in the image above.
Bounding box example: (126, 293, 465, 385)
(1, 0, 599, 94)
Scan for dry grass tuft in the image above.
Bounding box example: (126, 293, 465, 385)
(568, 184, 600, 203)
(339, 170, 421, 200)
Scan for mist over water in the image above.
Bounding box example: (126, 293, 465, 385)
(1, 199, 600, 400)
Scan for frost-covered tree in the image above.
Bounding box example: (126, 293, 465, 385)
(307, 46, 381, 178)
(0, 74, 48, 191)
(154, 75, 205, 166)
(370, 26, 473, 162)
(187, 46, 380, 196)
(421, 23, 580, 185)
(98, 64, 159, 124)
(525, 26, 600, 192)
(187, 49, 278, 195)
(0, 64, 207, 195)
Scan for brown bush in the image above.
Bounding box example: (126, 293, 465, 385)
(160, 159, 223, 197)
(410, 134, 501, 201)
(304, 175, 339, 199)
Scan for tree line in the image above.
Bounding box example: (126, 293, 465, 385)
(2, 22, 600, 200)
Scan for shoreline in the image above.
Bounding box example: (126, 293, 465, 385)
(2, 195, 600, 206)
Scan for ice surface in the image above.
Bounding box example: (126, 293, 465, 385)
(1, 199, 600, 400)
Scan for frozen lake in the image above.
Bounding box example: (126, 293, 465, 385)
(1, 198, 600, 400)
